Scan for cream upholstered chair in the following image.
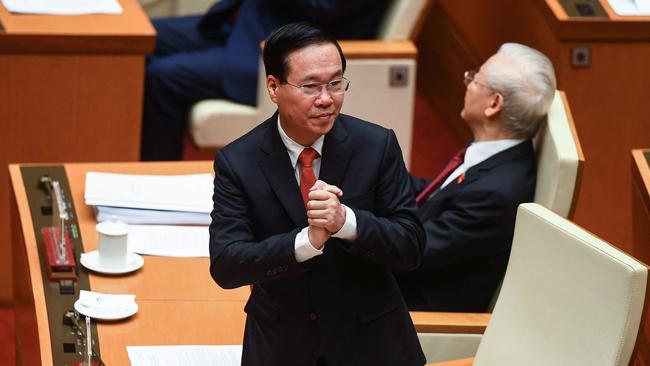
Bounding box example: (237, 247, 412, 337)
(189, 0, 432, 168)
(532, 90, 584, 218)
(413, 90, 585, 363)
(425, 203, 648, 366)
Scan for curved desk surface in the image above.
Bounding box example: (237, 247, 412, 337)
(10, 160, 492, 365)
(10, 161, 248, 366)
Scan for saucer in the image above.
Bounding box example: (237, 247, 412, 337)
(74, 299, 138, 321)
(80, 251, 144, 275)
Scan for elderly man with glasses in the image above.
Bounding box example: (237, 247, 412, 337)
(209, 22, 426, 366)
(395, 43, 557, 312)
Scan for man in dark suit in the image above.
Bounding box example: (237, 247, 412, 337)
(141, 0, 389, 161)
(209, 23, 426, 365)
(395, 43, 557, 312)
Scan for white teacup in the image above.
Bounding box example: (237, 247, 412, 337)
(96, 218, 129, 269)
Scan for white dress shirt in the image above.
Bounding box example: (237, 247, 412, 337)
(277, 118, 358, 262)
(440, 139, 525, 189)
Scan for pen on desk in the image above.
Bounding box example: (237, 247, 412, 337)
(86, 316, 92, 366)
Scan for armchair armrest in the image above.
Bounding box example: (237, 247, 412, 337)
(410, 311, 490, 334)
(413, 311, 486, 364)
(338, 40, 417, 59)
(426, 357, 475, 366)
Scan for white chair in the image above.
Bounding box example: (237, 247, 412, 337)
(425, 203, 648, 366)
(414, 90, 585, 363)
(532, 90, 584, 218)
(190, 0, 432, 168)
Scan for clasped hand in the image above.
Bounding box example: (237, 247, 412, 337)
(306, 180, 346, 249)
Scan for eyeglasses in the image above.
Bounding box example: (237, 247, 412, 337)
(284, 77, 350, 97)
(463, 70, 495, 91)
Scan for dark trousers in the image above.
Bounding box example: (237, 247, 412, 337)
(141, 16, 232, 161)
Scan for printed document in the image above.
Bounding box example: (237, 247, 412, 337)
(127, 345, 242, 366)
(128, 225, 209, 258)
(1, 0, 122, 15)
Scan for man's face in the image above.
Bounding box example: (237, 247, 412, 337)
(268, 43, 344, 146)
(460, 55, 499, 124)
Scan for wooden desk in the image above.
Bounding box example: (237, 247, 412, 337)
(10, 161, 248, 366)
(0, 1, 156, 303)
(417, 0, 650, 254)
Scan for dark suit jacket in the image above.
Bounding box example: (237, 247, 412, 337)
(197, 0, 389, 105)
(209, 113, 426, 366)
(395, 140, 536, 312)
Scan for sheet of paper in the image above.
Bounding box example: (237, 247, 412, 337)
(127, 345, 242, 366)
(128, 225, 209, 258)
(608, 0, 650, 15)
(85, 172, 214, 213)
(1, 0, 122, 15)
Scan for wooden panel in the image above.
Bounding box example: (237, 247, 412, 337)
(9, 165, 52, 365)
(555, 42, 650, 250)
(415, 0, 476, 144)
(434, 0, 560, 61)
(0, 55, 144, 159)
(0, 55, 145, 302)
(0, 0, 155, 53)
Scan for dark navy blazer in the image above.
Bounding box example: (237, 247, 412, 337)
(209, 113, 426, 366)
(395, 140, 536, 312)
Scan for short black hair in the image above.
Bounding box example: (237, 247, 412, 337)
(263, 22, 346, 83)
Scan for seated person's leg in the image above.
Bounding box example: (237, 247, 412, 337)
(141, 47, 227, 161)
(150, 15, 227, 58)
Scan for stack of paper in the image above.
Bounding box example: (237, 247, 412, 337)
(1, 0, 123, 15)
(85, 172, 213, 225)
(94, 206, 211, 225)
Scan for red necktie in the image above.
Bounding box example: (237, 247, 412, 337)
(415, 147, 467, 205)
(298, 148, 319, 207)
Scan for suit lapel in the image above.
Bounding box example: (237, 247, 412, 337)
(432, 140, 534, 196)
(458, 140, 534, 185)
(259, 114, 307, 228)
(420, 141, 534, 217)
(319, 116, 353, 188)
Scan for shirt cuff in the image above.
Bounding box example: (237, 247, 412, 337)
(295, 226, 324, 263)
(332, 205, 358, 241)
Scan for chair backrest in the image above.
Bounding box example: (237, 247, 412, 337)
(376, 0, 431, 40)
(485, 90, 584, 311)
(533, 90, 584, 219)
(474, 203, 648, 366)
